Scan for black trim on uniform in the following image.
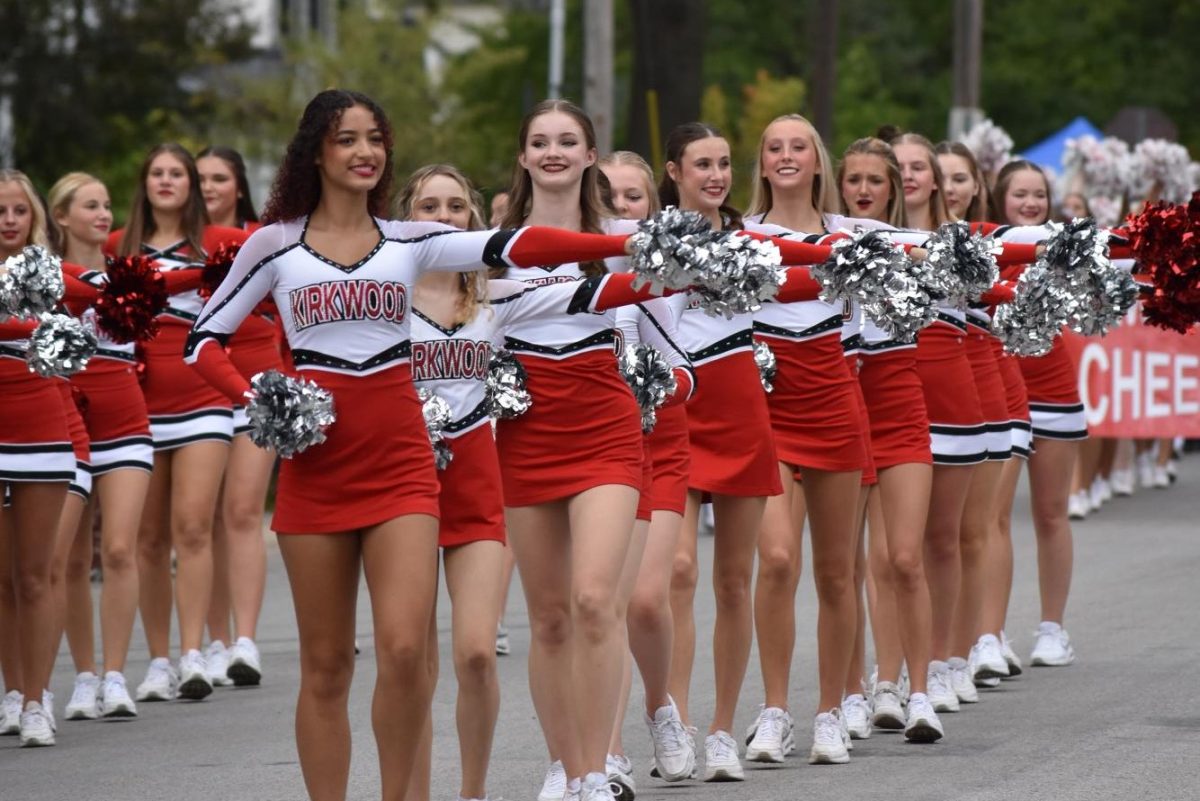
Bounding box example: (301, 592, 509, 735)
(91, 459, 154, 476)
(753, 315, 842, 341)
(152, 432, 234, 451)
(188, 240, 301, 355)
(148, 408, 235, 425)
(842, 334, 864, 353)
(687, 329, 753, 363)
(183, 330, 232, 361)
(504, 330, 615, 357)
(412, 309, 465, 337)
(290, 341, 413, 372)
(445, 400, 490, 434)
(566, 276, 606, 314)
(482, 229, 520, 270)
(932, 451, 989, 466)
(935, 311, 968, 333)
(300, 216, 385, 273)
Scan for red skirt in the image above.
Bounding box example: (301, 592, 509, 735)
(759, 333, 866, 473)
(142, 324, 233, 450)
(496, 350, 643, 506)
(858, 349, 932, 469)
(966, 332, 1013, 461)
(0, 359, 74, 483)
(272, 366, 440, 534)
(438, 423, 505, 548)
(647, 404, 690, 515)
(71, 359, 153, 474)
(994, 341, 1032, 458)
(685, 352, 782, 497)
(1018, 338, 1087, 441)
(636, 435, 654, 522)
(57, 381, 92, 500)
(845, 355, 877, 486)
(916, 324, 988, 466)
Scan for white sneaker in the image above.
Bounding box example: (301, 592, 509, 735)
(703, 731, 744, 781)
(581, 774, 616, 801)
(745, 706, 789, 763)
(808, 711, 850, 764)
(1068, 491, 1090, 520)
(178, 649, 213, 700)
(1138, 454, 1155, 488)
(1098, 477, 1113, 503)
(841, 694, 872, 740)
(605, 754, 634, 799)
(136, 658, 178, 701)
(948, 657, 979, 703)
(65, 672, 100, 720)
(495, 622, 510, 656)
(1000, 631, 1023, 676)
(227, 636, 263, 686)
(206, 641, 233, 687)
(903, 693, 944, 743)
(1030, 621, 1075, 666)
(538, 760, 567, 801)
(1, 690, 23, 734)
(644, 696, 695, 781)
(41, 689, 56, 732)
(970, 634, 1009, 682)
(1153, 465, 1170, 488)
(100, 672, 138, 718)
(927, 661, 960, 712)
(19, 702, 55, 747)
(871, 681, 905, 730)
(1112, 468, 1135, 496)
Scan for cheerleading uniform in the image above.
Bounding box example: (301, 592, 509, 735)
(106, 227, 249, 451)
(996, 341, 1032, 458)
(0, 320, 74, 484)
(965, 307, 1013, 461)
(186, 219, 640, 534)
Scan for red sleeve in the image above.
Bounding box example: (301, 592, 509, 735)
(996, 242, 1039, 266)
(0, 318, 39, 340)
(104, 229, 124, 258)
(202, 226, 251, 252)
(190, 340, 251, 403)
(505, 228, 628, 268)
(999, 264, 1027, 282)
(774, 267, 823, 303)
(980, 281, 1017, 306)
(592, 273, 675, 311)
(162, 268, 203, 294)
(739, 232, 832, 265)
(969, 222, 1000, 236)
(662, 369, 694, 407)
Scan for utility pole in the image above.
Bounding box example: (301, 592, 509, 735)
(548, 0, 566, 99)
(949, 0, 984, 139)
(811, 0, 838, 143)
(584, 0, 614, 153)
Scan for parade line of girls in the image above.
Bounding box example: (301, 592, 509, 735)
(0, 88, 1185, 801)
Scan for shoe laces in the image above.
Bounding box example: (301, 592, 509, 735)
(813, 713, 842, 746)
(652, 714, 691, 757)
(706, 732, 737, 763)
(542, 762, 566, 793)
(755, 708, 787, 743)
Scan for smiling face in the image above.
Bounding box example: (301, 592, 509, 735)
(894, 142, 937, 214)
(668, 136, 731, 215)
(938, 152, 979, 221)
(518, 110, 597, 193)
(840, 153, 894, 223)
(0, 181, 34, 259)
(760, 119, 819, 195)
(1003, 168, 1050, 225)
(409, 173, 475, 230)
(145, 152, 191, 214)
(316, 104, 386, 195)
(197, 155, 240, 226)
(600, 163, 653, 220)
(56, 180, 112, 251)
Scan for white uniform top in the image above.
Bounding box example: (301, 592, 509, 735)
(745, 217, 843, 344)
(185, 218, 542, 373)
(138, 241, 207, 325)
(68, 267, 139, 363)
(613, 297, 695, 386)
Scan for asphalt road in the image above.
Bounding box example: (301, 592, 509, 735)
(3, 458, 1199, 801)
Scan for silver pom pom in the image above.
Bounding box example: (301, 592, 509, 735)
(754, 340, 777, 393)
(0, 245, 65, 320)
(245, 370, 336, 458)
(1041, 219, 1133, 337)
(992, 264, 1067, 356)
(813, 231, 935, 342)
(26, 313, 97, 377)
(688, 234, 784, 318)
(628, 207, 714, 292)
(486, 347, 532, 419)
(417, 387, 454, 470)
(923, 222, 1001, 307)
(619, 343, 678, 432)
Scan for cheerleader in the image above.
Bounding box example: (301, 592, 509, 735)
(837, 139, 942, 740)
(187, 90, 653, 801)
(196, 146, 273, 686)
(991, 160, 1079, 667)
(0, 170, 74, 745)
(598, 151, 698, 791)
(739, 115, 869, 765)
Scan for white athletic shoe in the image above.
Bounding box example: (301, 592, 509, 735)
(1068, 491, 1090, 520)
(745, 706, 789, 763)
(1000, 631, 1023, 676)
(703, 731, 744, 781)
(538, 760, 567, 801)
(605, 754, 634, 799)
(808, 711, 850, 764)
(1111, 468, 1135, 496)
(19, 702, 55, 747)
(947, 657, 979, 703)
(494, 622, 510, 656)
(903, 693, 944, 743)
(1138, 454, 1155, 488)
(1, 690, 24, 734)
(227, 636, 263, 686)
(1153, 465, 1171, 488)
(65, 672, 100, 720)
(177, 649, 213, 700)
(644, 696, 695, 781)
(205, 641, 233, 687)
(970, 634, 1010, 682)
(41, 690, 56, 732)
(927, 661, 960, 712)
(136, 658, 178, 702)
(871, 681, 906, 730)
(1030, 621, 1075, 666)
(841, 694, 872, 740)
(581, 774, 617, 801)
(100, 672, 138, 718)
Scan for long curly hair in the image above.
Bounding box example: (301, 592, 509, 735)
(262, 90, 395, 223)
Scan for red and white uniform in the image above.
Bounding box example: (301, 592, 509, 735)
(0, 320, 74, 483)
(187, 219, 635, 534)
(107, 227, 249, 451)
(965, 306, 1014, 460)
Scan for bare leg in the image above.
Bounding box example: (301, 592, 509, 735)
(667, 493, 701, 725)
(1027, 439, 1078, 623)
(980, 459, 1022, 636)
(608, 520, 648, 758)
(877, 463, 933, 693)
(752, 465, 805, 710)
(628, 509, 684, 715)
(138, 453, 174, 660)
(168, 442, 229, 654)
(97, 469, 151, 674)
(49, 493, 87, 669)
(923, 464, 976, 660)
(64, 505, 97, 674)
(11, 482, 69, 701)
(222, 436, 273, 640)
(844, 486, 869, 696)
(953, 461, 1003, 657)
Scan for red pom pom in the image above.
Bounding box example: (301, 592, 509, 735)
(95, 256, 169, 344)
(1125, 192, 1200, 333)
(201, 243, 241, 299)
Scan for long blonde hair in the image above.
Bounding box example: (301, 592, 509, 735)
(837, 138, 908, 228)
(934, 141, 994, 223)
(47, 172, 105, 257)
(396, 164, 489, 325)
(597, 150, 661, 218)
(890, 132, 951, 228)
(0, 169, 50, 251)
(747, 114, 839, 218)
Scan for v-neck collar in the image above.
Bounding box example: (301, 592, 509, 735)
(413, 308, 465, 336)
(300, 216, 386, 273)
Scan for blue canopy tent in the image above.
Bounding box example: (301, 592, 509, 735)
(1020, 116, 1104, 172)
